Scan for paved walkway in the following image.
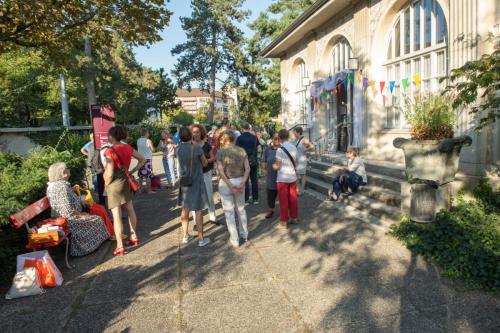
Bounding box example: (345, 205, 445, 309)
(1, 158, 499, 332)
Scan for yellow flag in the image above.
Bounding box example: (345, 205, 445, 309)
(413, 73, 421, 87)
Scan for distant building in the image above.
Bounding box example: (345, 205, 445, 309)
(175, 88, 237, 120)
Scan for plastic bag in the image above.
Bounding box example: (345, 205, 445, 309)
(5, 267, 44, 300)
(17, 251, 63, 288)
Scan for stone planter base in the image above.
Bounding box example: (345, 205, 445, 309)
(401, 182, 453, 222)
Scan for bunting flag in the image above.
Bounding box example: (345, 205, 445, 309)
(348, 73, 354, 85)
(413, 73, 421, 87)
(379, 81, 386, 94)
(389, 80, 396, 94)
(401, 78, 408, 94)
(362, 77, 368, 88)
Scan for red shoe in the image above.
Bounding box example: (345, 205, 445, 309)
(113, 247, 124, 256)
(124, 237, 139, 247)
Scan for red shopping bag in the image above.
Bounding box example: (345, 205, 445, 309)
(17, 251, 63, 288)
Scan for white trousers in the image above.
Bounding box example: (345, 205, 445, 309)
(218, 177, 248, 246)
(203, 171, 217, 221)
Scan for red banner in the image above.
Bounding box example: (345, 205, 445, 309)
(91, 104, 116, 150)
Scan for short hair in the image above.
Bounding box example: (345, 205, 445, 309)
(190, 124, 207, 140)
(223, 129, 236, 143)
(278, 129, 289, 141)
(293, 127, 303, 135)
(48, 162, 68, 182)
(346, 148, 358, 156)
(141, 128, 149, 136)
(241, 121, 250, 130)
(179, 126, 192, 142)
(108, 125, 128, 141)
(221, 118, 229, 127)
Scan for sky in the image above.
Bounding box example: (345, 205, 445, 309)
(133, 0, 273, 80)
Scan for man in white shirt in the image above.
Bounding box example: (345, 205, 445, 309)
(329, 148, 367, 201)
(273, 129, 299, 228)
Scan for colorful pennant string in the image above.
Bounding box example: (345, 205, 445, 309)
(413, 73, 421, 87)
(379, 81, 386, 94)
(401, 78, 408, 94)
(389, 80, 396, 94)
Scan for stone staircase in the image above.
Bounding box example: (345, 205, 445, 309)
(306, 154, 406, 225)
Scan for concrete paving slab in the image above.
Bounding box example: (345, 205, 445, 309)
(181, 283, 305, 333)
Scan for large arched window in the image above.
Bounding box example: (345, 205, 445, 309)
(295, 60, 307, 124)
(385, 0, 448, 129)
(330, 38, 353, 75)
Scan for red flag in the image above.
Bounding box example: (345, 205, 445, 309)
(379, 81, 386, 93)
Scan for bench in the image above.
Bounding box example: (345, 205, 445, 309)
(10, 196, 72, 269)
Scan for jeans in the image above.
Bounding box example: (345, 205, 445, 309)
(277, 182, 298, 222)
(162, 157, 177, 184)
(266, 188, 278, 209)
(245, 165, 259, 202)
(332, 172, 363, 196)
(219, 177, 248, 246)
(203, 171, 216, 221)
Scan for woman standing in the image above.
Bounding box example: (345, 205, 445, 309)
(177, 126, 211, 247)
(46, 162, 109, 256)
(159, 129, 177, 186)
(137, 128, 155, 194)
(216, 130, 250, 247)
(262, 133, 281, 219)
(273, 129, 299, 228)
(104, 125, 146, 256)
(191, 124, 219, 225)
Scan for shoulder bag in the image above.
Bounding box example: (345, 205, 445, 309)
(280, 145, 296, 171)
(109, 146, 139, 192)
(179, 145, 194, 187)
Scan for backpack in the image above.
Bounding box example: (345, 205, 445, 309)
(90, 148, 104, 174)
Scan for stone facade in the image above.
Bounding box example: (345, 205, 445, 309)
(263, 0, 500, 178)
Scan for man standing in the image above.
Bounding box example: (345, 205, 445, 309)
(81, 132, 105, 205)
(236, 121, 259, 204)
(292, 127, 314, 195)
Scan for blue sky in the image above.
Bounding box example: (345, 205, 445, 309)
(133, 0, 273, 79)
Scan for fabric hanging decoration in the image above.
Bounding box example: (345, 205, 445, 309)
(401, 78, 408, 94)
(356, 73, 362, 85)
(362, 77, 368, 88)
(352, 71, 364, 149)
(389, 80, 396, 94)
(342, 79, 348, 92)
(348, 73, 354, 85)
(379, 81, 386, 94)
(413, 73, 421, 87)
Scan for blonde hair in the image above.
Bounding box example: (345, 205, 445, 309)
(48, 162, 68, 182)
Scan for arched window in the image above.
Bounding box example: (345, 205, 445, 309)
(330, 38, 353, 75)
(385, 0, 448, 129)
(295, 60, 307, 124)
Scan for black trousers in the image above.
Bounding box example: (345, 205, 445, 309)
(245, 165, 259, 202)
(95, 173, 106, 206)
(266, 188, 278, 209)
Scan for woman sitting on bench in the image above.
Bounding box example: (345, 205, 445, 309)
(329, 148, 367, 201)
(47, 162, 110, 256)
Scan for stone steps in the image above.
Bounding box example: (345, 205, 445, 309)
(306, 177, 402, 222)
(320, 154, 406, 180)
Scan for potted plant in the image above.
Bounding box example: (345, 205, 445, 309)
(393, 94, 472, 185)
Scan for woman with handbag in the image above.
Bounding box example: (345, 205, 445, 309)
(104, 125, 146, 256)
(177, 126, 211, 247)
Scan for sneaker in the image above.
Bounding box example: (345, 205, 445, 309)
(198, 238, 211, 247)
(240, 235, 248, 243)
(182, 235, 193, 244)
(289, 219, 299, 225)
(253, 201, 259, 205)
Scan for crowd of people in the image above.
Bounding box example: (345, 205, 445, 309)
(47, 120, 367, 257)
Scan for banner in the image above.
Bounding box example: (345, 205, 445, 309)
(91, 104, 116, 150)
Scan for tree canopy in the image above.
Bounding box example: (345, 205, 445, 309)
(0, 0, 172, 64)
(171, 0, 249, 123)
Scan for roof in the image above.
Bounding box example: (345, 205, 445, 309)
(261, 0, 352, 58)
(176, 88, 227, 99)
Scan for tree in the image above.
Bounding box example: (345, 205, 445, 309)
(171, 0, 249, 124)
(241, 0, 315, 126)
(150, 68, 179, 119)
(443, 35, 500, 130)
(0, 0, 172, 63)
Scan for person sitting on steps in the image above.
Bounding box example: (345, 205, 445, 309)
(329, 148, 367, 201)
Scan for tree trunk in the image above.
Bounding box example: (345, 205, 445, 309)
(208, 26, 217, 124)
(84, 37, 97, 119)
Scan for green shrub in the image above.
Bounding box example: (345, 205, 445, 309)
(126, 120, 171, 149)
(389, 180, 500, 291)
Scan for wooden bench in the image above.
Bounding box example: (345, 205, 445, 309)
(10, 196, 72, 269)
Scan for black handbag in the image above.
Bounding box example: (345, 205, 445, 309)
(179, 145, 194, 187)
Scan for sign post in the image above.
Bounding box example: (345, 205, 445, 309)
(91, 104, 116, 149)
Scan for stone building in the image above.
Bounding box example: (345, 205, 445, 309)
(262, 0, 499, 179)
(175, 88, 236, 120)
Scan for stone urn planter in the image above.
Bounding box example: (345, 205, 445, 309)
(393, 135, 472, 222)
